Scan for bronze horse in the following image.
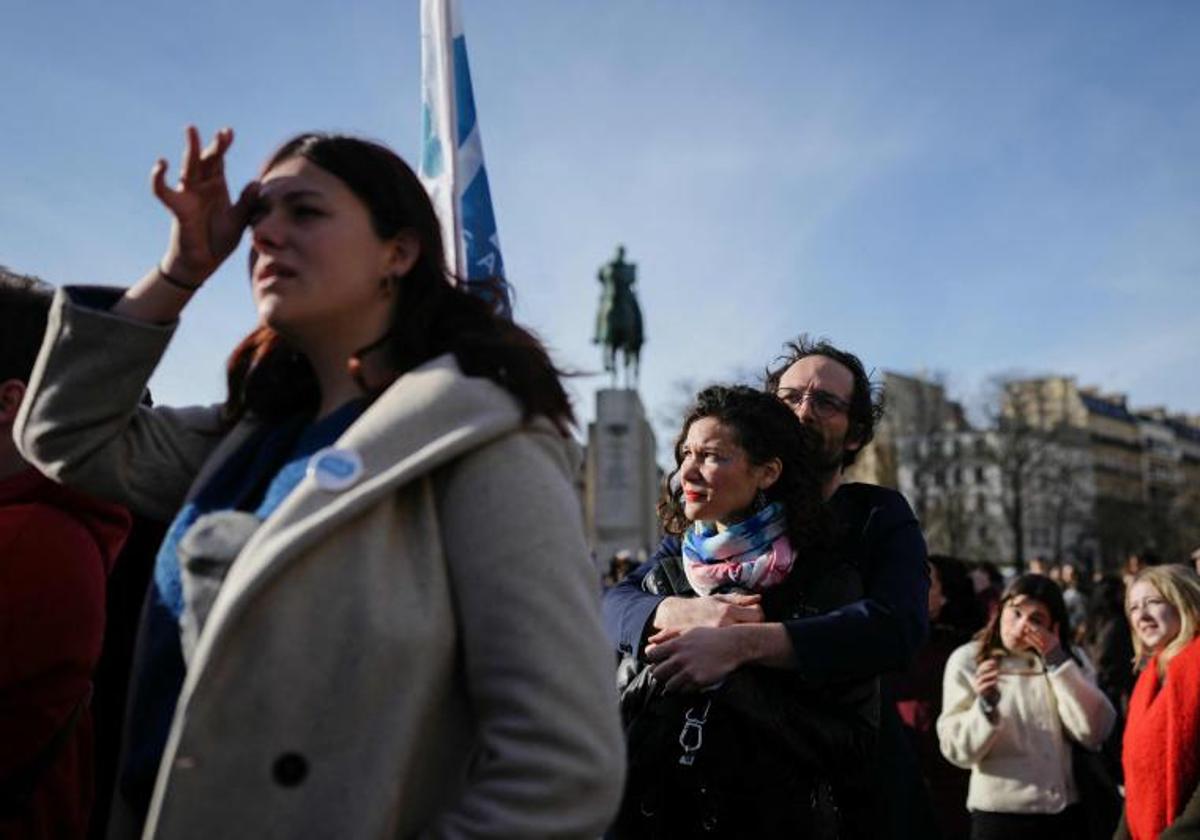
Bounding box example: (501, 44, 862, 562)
(594, 246, 644, 388)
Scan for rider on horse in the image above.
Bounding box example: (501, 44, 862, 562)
(594, 245, 644, 388)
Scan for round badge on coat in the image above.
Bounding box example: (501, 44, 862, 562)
(307, 447, 365, 492)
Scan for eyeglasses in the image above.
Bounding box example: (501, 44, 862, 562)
(776, 387, 850, 419)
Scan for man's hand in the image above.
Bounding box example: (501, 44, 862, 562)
(651, 593, 764, 632)
(644, 627, 748, 693)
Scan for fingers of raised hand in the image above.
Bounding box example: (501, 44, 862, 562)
(178, 126, 233, 192)
(180, 125, 202, 187)
(151, 158, 171, 201)
(151, 157, 191, 214)
(1022, 626, 1048, 653)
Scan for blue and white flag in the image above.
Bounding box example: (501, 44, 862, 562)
(419, 0, 511, 317)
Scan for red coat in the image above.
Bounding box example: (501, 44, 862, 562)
(0, 468, 130, 839)
(1122, 635, 1200, 840)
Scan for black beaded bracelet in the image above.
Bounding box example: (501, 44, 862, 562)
(156, 264, 202, 292)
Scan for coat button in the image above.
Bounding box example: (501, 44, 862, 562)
(272, 753, 308, 787)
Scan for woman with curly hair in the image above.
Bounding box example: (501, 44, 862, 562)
(611, 385, 877, 838)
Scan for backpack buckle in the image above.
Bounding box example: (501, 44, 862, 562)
(677, 700, 712, 766)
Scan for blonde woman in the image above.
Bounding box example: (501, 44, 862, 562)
(1116, 564, 1200, 840)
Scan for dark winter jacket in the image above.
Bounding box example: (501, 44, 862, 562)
(612, 547, 879, 838)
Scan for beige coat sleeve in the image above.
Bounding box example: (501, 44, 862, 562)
(423, 428, 625, 839)
(1047, 648, 1116, 750)
(936, 641, 1001, 768)
(14, 288, 225, 522)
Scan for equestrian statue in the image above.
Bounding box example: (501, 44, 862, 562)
(593, 245, 644, 389)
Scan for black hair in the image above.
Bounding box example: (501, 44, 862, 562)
(0, 268, 53, 383)
(762, 334, 883, 469)
(224, 133, 573, 432)
(929, 554, 986, 634)
(658, 384, 832, 556)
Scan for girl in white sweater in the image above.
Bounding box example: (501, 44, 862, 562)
(937, 573, 1115, 840)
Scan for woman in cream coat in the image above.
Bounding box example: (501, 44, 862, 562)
(16, 128, 623, 839)
(937, 573, 1114, 840)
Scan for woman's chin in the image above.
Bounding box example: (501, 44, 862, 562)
(1139, 630, 1172, 652)
(256, 298, 296, 333)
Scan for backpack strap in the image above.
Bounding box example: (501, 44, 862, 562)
(659, 554, 695, 596)
(642, 554, 695, 597)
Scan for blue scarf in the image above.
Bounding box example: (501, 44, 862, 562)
(681, 501, 794, 595)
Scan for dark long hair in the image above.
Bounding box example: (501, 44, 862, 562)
(973, 573, 1078, 666)
(658, 385, 832, 556)
(223, 133, 572, 432)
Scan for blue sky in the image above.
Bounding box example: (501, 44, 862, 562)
(3, 1, 1198, 446)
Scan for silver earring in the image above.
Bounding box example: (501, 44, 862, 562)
(755, 489, 767, 510)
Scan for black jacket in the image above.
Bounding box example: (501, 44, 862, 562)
(612, 546, 879, 839)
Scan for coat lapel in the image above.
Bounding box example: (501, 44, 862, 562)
(185, 355, 523, 678)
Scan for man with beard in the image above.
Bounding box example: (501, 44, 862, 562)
(603, 336, 930, 837)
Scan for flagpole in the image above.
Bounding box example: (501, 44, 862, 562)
(419, 0, 512, 317)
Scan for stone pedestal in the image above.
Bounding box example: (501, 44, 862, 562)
(586, 389, 659, 572)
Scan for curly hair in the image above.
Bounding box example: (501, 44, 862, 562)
(657, 385, 832, 557)
(762, 334, 884, 469)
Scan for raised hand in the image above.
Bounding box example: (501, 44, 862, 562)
(152, 126, 259, 288)
(1020, 622, 1061, 659)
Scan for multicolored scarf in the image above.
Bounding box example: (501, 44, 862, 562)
(681, 501, 794, 595)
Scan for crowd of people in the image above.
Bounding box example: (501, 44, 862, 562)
(1, 125, 1198, 839)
